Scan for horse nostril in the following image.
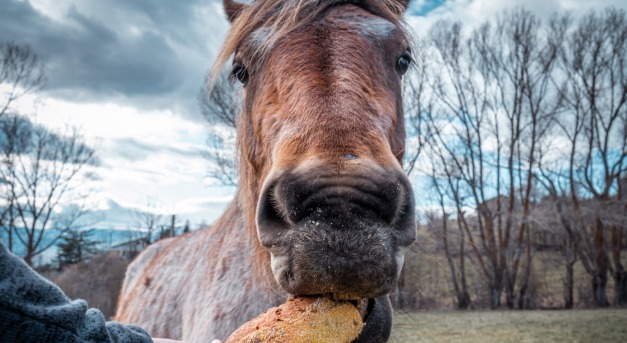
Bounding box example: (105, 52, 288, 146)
(256, 182, 294, 249)
(264, 169, 411, 227)
(257, 168, 416, 299)
(257, 169, 415, 246)
(261, 195, 287, 225)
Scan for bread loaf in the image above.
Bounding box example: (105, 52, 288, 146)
(224, 297, 364, 343)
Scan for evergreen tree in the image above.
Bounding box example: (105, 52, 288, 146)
(56, 230, 99, 267)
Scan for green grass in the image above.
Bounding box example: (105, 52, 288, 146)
(390, 309, 627, 343)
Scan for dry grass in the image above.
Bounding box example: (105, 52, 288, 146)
(395, 227, 627, 310)
(390, 309, 627, 343)
(41, 251, 129, 319)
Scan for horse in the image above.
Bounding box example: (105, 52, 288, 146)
(115, 1, 416, 342)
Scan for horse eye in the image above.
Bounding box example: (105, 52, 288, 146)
(231, 62, 249, 84)
(396, 52, 412, 76)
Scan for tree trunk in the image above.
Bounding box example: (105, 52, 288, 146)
(23, 254, 32, 266)
(490, 287, 501, 309)
(457, 228, 471, 310)
(505, 287, 515, 309)
(7, 227, 12, 252)
(615, 268, 627, 306)
(518, 283, 527, 309)
(457, 291, 471, 310)
(590, 216, 609, 307)
(564, 262, 574, 309)
(518, 264, 532, 309)
(610, 226, 626, 307)
(592, 274, 609, 307)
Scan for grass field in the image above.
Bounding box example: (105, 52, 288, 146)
(390, 309, 627, 343)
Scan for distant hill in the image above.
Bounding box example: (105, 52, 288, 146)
(1, 195, 230, 266)
(1, 227, 146, 266)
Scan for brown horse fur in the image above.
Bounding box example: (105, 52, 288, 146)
(115, 1, 416, 342)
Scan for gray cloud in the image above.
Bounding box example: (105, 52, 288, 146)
(106, 137, 204, 163)
(0, 0, 230, 119)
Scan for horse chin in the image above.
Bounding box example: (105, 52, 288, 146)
(352, 296, 393, 343)
(267, 217, 399, 299)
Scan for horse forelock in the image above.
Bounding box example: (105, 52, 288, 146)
(210, 0, 410, 85)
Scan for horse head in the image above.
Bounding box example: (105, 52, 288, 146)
(216, 1, 416, 341)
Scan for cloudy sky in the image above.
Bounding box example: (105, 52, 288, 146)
(0, 0, 624, 229)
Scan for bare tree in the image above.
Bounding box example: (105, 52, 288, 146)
(531, 176, 581, 308)
(550, 8, 627, 307)
(530, 12, 581, 309)
(486, 8, 563, 309)
(0, 124, 96, 265)
(417, 9, 562, 309)
(158, 214, 179, 240)
(133, 198, 163, 245)
(199, 70, 240, 186)
(0, 115, 31, 252)
(0, 42, 46, 252)
(0, 42, 45, 118)
(0, 42, 96, 265)
(425, 173, 472, 309)
(403, 6, 626, 310)
(403, 45, 434, 176)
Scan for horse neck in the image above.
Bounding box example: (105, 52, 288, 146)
(215, 187, 275, 290)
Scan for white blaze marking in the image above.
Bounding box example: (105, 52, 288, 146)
(249, 26, 273, 49)
(351, 17, 396, 40)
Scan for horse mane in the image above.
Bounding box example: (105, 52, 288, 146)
(210, 0, 409, 83)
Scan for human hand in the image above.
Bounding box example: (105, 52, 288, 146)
(152, 339, 222, 343)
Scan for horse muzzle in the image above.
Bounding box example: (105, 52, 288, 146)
(256, 162, 416, 300)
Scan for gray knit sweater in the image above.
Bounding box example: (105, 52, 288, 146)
(0, 242, 152, 343)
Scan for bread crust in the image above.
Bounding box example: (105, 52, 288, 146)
(224, 297, 364, 343)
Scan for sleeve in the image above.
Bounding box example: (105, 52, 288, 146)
(0, 242, 153, 343)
